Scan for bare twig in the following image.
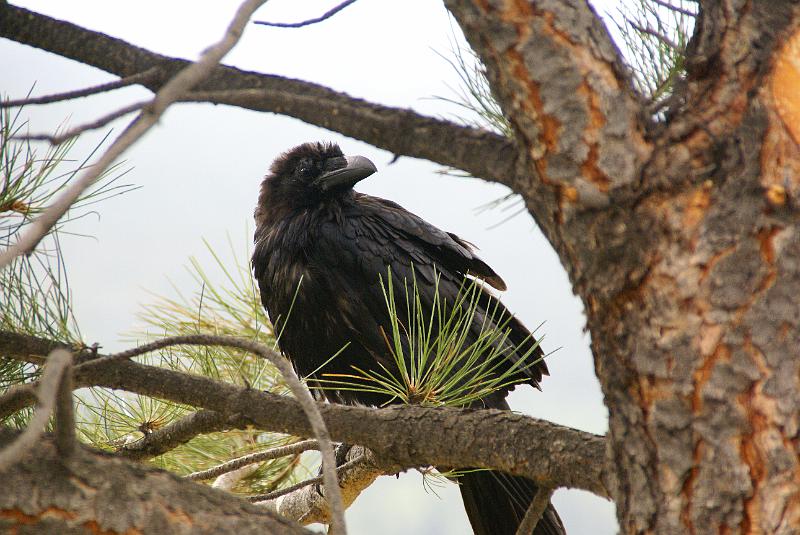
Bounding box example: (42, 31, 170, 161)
(515, 485, 555, 535)
(627, 19, 682, 51)
(249, 454, 366, 502)
(187, 439, 319, 481)
(0, 0, 269, 271)
(75, 333, 347, 534)
(3, 330, 610, 499)
(53, 351, 75, 458)
(19, 101, 147, 145)
(0, 68, 159, 108)
(0, 348, 71, 470)
(254, 0, 357, 28)
(650, 0, 697, 17)
(212, 461, 262, 491)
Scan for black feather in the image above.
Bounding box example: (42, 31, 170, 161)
(252, 142, 563, 533)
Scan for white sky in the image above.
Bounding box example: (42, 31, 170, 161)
(1, 1, 622, 533)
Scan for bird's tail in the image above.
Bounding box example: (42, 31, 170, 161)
(458, 469, 565, 535)
(455, 397, 565, 535)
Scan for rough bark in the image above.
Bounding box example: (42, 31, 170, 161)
(0, 428, 310, 534)
(445, 1, 800, 533)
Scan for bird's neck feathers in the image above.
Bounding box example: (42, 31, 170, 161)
(254, 180, 353, 230)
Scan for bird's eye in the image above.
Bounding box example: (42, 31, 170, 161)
(295, 160, 317, 179)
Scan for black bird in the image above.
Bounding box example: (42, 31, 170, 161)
(252, 142, 564, 535)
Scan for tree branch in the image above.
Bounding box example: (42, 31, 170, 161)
(626, 19, 681, 51)
(444, 0, 650, 239)
(76, 333, 346, 534)
(649, 0, 697, 18)
(256, 445, 386, 526)
(187, 439, 320, 481)
(212, 461, 263, 491)
(0, 348, 72, 470)
(0, 0, 273, 274)
(1, 330, 609, 498)
(0, 427, 312, 534)
(117, 409, 241, 461)
(53, 349, 76, 458)
(0, 330, 71, 364)
(20, 100, 148, 145)
(250, 453, 365, 502)
(0, 4, 521, 188)
(254, 0, 358, 28)
(516, 485, 555, 535)
(0, 383, 37, 420)
(0, 67, 160, 108)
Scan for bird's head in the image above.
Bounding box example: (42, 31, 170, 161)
(255, 142, 377, 225)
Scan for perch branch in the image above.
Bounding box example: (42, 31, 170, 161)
(2, 330, 609, 499)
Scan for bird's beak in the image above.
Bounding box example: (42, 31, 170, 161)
(314, 155, 377, 191)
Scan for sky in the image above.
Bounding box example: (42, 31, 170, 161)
(1, 1, 620, 533)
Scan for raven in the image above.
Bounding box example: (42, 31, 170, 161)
(252, 142, 564, 535)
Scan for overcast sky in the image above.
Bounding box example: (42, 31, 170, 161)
(1, 1, 621, 533)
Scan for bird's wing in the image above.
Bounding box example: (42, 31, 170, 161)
(309, 194, 546, 389)
(352, 195, 507, 290)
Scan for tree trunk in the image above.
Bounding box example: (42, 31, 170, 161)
(447, 0, 800, 533)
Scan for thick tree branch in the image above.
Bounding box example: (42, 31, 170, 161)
(396, 1, 657, 338)
(0, 3, 522, 188)
(254, 0, 358, 28)
(95, 361, 607, 496)
(1, 330, 609, 498)
(441, 0, 653, 309)
(0, 427, 311, 534)
(446, 0, 650, 217)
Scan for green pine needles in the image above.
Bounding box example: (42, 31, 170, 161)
(1, 104, 134, 342)
(315, 269, 544, 408)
